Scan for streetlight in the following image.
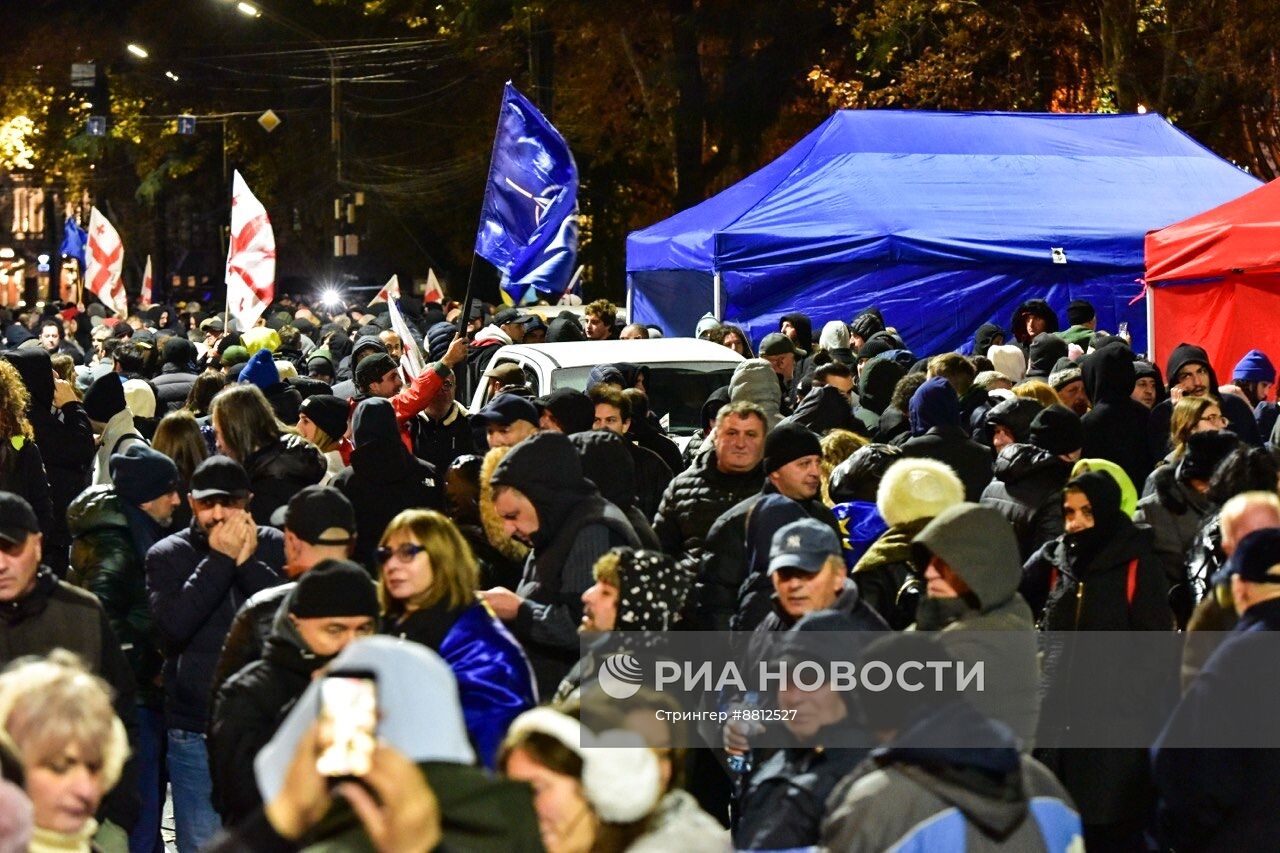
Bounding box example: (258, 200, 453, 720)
(236, 2, 262, 17)
(126, 43, 149, 59)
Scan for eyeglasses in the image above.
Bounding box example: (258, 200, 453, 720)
(376, 543, 426, 564)
(1199, 413, 1229, 426)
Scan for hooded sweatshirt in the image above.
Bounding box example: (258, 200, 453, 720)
(1079, 341, 1153, 487)
(729, 358, 783, 428)
(855, 357, 906, 432)
(334, 398, 441, 567)
(489, 432, 640, 695)
(902, 379, 993, 502)
(974, 322, 1005, 356)
(332, 334, 388, 398)
(1149, 343, 1262, 454)
(569, 430, 661, 550)
(911, 503, 1041, 747)
(779, 312, 813, 353)
(1025, 332, 1069, 379)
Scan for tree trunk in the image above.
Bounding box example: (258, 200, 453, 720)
(1097, 0, 1139, 110)
(669, 0, 705, 209)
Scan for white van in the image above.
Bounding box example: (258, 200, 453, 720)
(467, 338, 744, 441)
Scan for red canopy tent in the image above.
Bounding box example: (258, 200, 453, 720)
(1145, 176, 1279, 380)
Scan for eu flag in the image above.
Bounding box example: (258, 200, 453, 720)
(474, 82, 578, 303)
(61, 217, 88, 267)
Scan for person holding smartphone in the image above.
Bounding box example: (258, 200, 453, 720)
(209, 559, 379, 825)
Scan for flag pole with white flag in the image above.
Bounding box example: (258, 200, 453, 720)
(139, 255, 153, 308)
(85, 207, 127, 316)
(225, 170, 276, 331)
(380, 275, 426, 379)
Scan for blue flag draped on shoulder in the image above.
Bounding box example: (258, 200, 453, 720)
(61, 217, 88, 268)
(474, 82, 579, 304)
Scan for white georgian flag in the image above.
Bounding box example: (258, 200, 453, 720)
(225, 170, 276, 331)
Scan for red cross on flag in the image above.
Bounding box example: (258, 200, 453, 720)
(85, 207, 126, 316)
(139, 255, 153, 308)
(422, 269, 444, 304)
(370, 275, 400, 304)
(225, 170, 276, 331)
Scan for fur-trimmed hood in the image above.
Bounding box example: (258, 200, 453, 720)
(479, 447, 530, 563)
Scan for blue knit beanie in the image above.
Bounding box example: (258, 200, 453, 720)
(1233, 349, 1275, 383)
(239, 348, 280, 391)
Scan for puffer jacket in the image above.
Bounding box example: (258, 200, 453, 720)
(146, 521, 285, 732)
(653, 449, 764, 577)
(1133, 464, 1213, 614)
(68, 485, 167, 706)
(242, 433, 327, 525)
(980, 443, 1071, 562)
(153, 364, 198, 414)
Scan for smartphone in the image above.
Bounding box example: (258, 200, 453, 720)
(316, 669, 378, 780)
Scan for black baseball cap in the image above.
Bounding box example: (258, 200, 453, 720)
(279, 486, 356, 545)
(190, 456, 252, 500)
(492, 308, 523, 326)
(1216, 528, 1280, 585)
(473, 392, 540, 428)
(0, 492, 40, 547)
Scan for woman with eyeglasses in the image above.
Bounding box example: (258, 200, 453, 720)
(1166, 396, 1228, 468)
(378, 508, 536, 768)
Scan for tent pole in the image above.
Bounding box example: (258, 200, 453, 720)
(1145, 284, 1155, 362)
(713, 271, 722, 321)
(625, 276, 633, 324)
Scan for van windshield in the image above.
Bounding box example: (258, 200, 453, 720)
(552, 362, 738, 435)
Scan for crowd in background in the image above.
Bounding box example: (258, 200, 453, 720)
(0, 290, 1278, 852)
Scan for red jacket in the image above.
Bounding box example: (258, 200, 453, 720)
(345, 362, 449, 455)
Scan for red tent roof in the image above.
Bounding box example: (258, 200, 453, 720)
(1146, 176, 1280, 283)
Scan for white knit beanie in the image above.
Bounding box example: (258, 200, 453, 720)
(876, 456, 966, 528)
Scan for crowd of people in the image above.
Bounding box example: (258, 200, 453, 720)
(0, 291, 1276, 852)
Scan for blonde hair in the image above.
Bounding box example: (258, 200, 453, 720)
(0, 360, 33, 441)
(1170, 396, 1220, 459)
(820, 428, 869, 506)
(0, 650, 128, 791)
(378, 510, 478, 612)
(1012, 379, 1061, 410)
(593, 551, 622, 588)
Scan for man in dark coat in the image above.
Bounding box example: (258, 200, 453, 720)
(480, 431, 641, 697)
(3, 348, 95, 577)
(589, 385, 672, 519)
(1152, 528, 1280, 852)
(1149, 343, 1262, 455)
(334, 398, 442, 568)
(67, 446, 182, 852)
(981, 404, 1082, 561)
(688, 421, 835, 630)
(145, 456, 285, 853)
(900, 376, 992, 501)
(653, 401, 767, 577)
(1010, 298, 1059, 355)
(209, 559, 377, 825)
(153, 336, 200, 413)
(1080, 340, 1154, 488)
(0, 490, 141, 837)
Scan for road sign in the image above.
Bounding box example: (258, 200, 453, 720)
(87, 116, 107, 137)
(178, 115, 196, 136)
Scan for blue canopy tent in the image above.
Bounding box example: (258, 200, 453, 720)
(626, 111, 1261, 356)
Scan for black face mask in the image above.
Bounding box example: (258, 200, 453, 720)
(1064, 525, 1110, 576)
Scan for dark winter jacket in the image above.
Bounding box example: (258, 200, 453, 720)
(145, 520, 285, 731)
(0, 569, 141, 831)
(784, 384, 861, 435)
(689, 486, 836, 631)
(912, 503, 1041, 749)
(900, 426, 993, 502)
(242, 433, 327, 525)
(1025, 332, 1068, 379)
(416, 399, 477, 476)
(211, 581, 294, 701)
(981, 444, 1071, 562)
(854, 357, 905, 433)
(653, 449, 765, 577)
(335, 399, 442, 568)
(822, 702, 1081, 852)
(851, 517, 929, 630)
(209, 588, 323, 824)
(153, 363, 199, 414)
(67, 485, 170, 707)
(4, 349, 94, 575)
(0, 436, 53, 550)
(1152, 597, 1280, 853)
(1030, 472, 1174, 829)
(490, 432, 641, 697)
(384, 600, 536, 768)
(1133, 464, 1213, 612)
(1080, 342, 1154, 487)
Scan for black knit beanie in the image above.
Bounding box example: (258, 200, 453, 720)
(1029, 404, 1083, 456)
(763, 421, 821, 474)
(83, 373, 126, 422)
(290, 559, 379, 618)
